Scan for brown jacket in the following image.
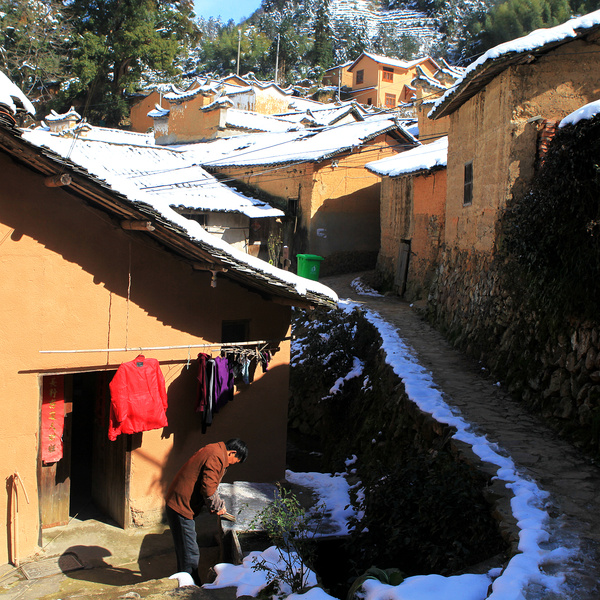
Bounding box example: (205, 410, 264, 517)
(166, 442, 228, 519)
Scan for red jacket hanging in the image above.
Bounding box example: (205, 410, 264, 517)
(108, 354, 168, 440)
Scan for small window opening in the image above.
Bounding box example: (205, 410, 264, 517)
(288, 197, 299, 217)
(356, 70, 364, 85)
(463, 161, 473, 206)
(222, 320, 249, 343)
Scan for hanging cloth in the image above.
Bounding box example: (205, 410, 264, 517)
(108, 354, 168, 440)
(213, 356, 234, 412)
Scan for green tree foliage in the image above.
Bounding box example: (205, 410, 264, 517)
(310, 0, 334, 69)
(199, 24, 271, 76)
(333, 17, 369, 63)
(61, 0, 198, 125)
(477, 0, 571, 51)
(0, 0, 72, 102)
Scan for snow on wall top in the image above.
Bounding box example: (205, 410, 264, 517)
(430, 9, 600, 119)
(559, 98, 600, 128)
(366, 135, 447, 177)
(0, 70, 35, 115)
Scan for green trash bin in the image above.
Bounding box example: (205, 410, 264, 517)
(297, 254, 324, 281)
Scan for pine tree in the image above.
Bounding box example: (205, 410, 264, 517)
(61, 0, 198, 126)
(310, 0, 334, 70)
(0, 0, 72, 103)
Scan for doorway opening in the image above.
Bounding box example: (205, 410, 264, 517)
(39, 370, 131, 532)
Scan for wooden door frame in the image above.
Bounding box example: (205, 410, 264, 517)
(37, 370, 132, 532)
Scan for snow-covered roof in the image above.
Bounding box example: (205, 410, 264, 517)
(23, 128, 283, 219)
(225, 109, 300, 133)
(148, 104, 170, 119)
(324, 60, 353, 73)
(366, 136, 447, 177)
(45, 107, 81, 122)
(0, 70, 35, 115)
(275, 103, 364, 127)
(430, 9, 600, 119)
(348, 52, 438, 73)
(164, 82, 221, 102)
(184, 117, 417, 169)
(559, 98, 600, 128)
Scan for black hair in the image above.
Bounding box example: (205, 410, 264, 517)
(225, 438, 248, 463)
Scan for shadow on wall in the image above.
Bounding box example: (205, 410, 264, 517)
(0, 164, 226, 339)
(154, 360, 291, 503)
(310, 185, 381, 259)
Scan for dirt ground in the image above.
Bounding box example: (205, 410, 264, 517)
(320, 271, 600, 600)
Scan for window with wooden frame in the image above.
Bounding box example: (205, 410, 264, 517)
(384, 93, 396, 108)
(356, 69, 364, 85)
(382, 66, 394, 82)
(463, 161, 473, 206)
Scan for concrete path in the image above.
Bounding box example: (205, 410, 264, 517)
(321, 271, 600, 599)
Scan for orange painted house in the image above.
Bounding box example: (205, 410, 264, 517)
(346, 52, 441, 108)
(0, 89, 336, 567)
(366, 136, 448, 298)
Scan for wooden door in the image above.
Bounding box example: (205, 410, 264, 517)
(39, 376, 72, 529)
(91, 371, 131, 528)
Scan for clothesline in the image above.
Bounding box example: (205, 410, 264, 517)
(39, 338, 290, 355)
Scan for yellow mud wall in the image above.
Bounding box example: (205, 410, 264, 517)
(130, 91, 163, 133)
(417, 102, 450, 143)
(161, 96, 223, 143)
(215, 133, 399, 258)
(445, 40, 600, 254)
(378, 175, 412, 276)
(408, 171, 447, 290)
(254, 90, 292, 115)
(0, 153, 291, 564)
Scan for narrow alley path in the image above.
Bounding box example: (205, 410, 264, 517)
(320, 272, 600, 600)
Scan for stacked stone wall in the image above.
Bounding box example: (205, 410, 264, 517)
(427, 246, 600, 456)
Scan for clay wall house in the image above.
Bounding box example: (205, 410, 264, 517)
(150, 83, 298, 145)
(429, 11, 600, 255)
(0, 79, 337, 567)
(366, 136, 448, 299)
(188, 118, 419, 274)
(129, 85, 176, 133)
(345, 52, 441, 109)
(216, 75, 295, 115)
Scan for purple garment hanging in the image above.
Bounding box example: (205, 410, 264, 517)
(213, 356, 234, 412)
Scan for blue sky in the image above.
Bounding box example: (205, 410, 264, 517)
(195, 0, 263, 23)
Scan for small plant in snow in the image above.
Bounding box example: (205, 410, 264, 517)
(250, 484, 326, 595)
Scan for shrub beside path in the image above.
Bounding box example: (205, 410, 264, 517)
(321, 271, 600, 599)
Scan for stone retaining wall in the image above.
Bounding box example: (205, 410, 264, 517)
(427, 246, 600, 456)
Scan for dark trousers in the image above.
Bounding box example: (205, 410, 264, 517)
(166, 505, 201, 585)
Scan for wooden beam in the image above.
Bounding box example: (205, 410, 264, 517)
(121, 219, 155, 232)
(44, 173, 71, 187)
(192, 262, 227, 273)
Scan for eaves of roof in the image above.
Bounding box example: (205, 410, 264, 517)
(430, 23, 600, 120)
(0, 121, 335, 309)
